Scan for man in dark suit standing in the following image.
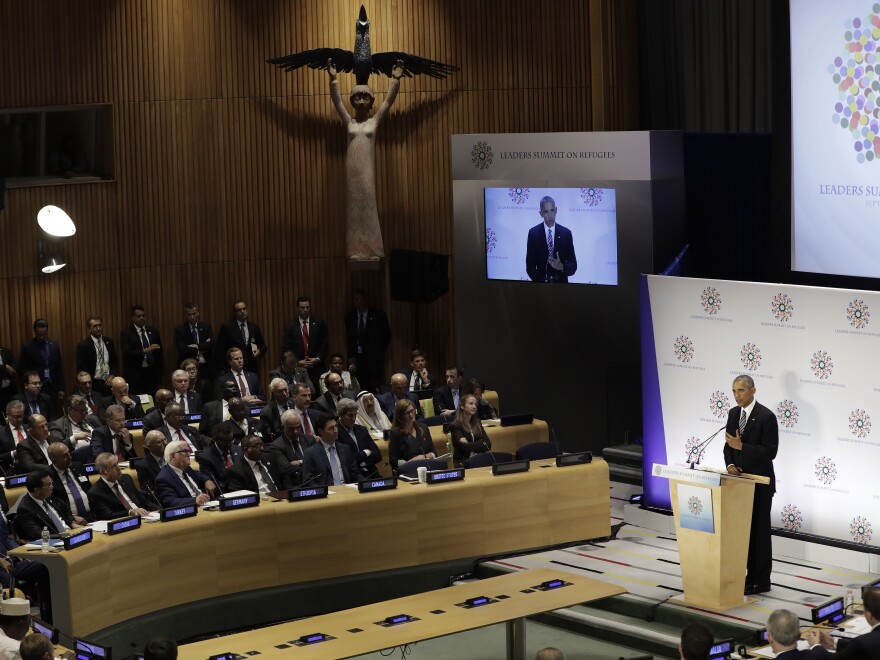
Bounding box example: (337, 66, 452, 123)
(226, 435, 286, 494)
(525, 195, 577, 283)
(336, 399, 382, 479)
(805, 587, 880, 658)
(75, 316, 118, 397)
(120, 305, 163, 397)
(301, 414, 360, 486)
(0, 344, 17, 410)
(267, 409, 315, 487)
(19, 319, 65, 402)
(15, 414, 52, 474)
(724, 374, 778, 596)
(345, 290, 390, 394)
(282, 296, 330, 391)
(196, 426, 242, 491)
(87, 452, 156, 520)
(15, 468, 84, 541)
(215, 301, 267, 377)
(12, 371, 54, 420)
(174, 303, 215, 381)
(215, 348, 264, 403)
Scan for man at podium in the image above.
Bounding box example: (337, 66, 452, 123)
(724, 374, 778, 596)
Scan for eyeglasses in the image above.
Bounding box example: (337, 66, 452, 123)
(173, 451, 192, 457)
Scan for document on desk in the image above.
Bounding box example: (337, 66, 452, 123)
(750, 639, 810, 658)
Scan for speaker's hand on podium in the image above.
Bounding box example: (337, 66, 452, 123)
(726, 465, 743, 475)
(724, 430, 743, 451)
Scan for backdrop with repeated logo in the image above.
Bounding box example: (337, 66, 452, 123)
(641, 274, 878, 548)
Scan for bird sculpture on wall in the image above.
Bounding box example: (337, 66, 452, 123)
(267, 5, 459, 263)
(267, 5, 459, 83)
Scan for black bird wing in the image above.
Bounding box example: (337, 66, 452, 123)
(371, 51, 460, 79)
(267, 48, 355, 74)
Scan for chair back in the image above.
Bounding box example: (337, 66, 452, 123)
(398, 458, 448, 477)
(515, 442, 560, 461)
(464, 451, 514, 468)
(72, 445, 93, 464)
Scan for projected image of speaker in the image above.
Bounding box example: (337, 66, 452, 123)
(389, 249, 449, 303)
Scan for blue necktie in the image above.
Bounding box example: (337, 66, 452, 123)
(328, 446, 343, 485)
(63, 470, 87, 516)
(547, 227, 554, 256)
(738, 408, 747, 435)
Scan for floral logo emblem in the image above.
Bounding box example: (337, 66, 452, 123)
(709, 390, 730, 419)
(815, 456, 837, 485)
(687, 496, 703, 516)
(740, 342, 762, 371)
(847, 299, 870, 329)
(811, 350, 834, 379)
(781, 504, 803, 532)
(684, 437, 705, 464)
(700, 287, 721, 315)
(776, 400, 799, 428)
(486, 227, 498, 254)
(848, 409, 872, 438)
(580, 188, 604, 206)
(771, 293, 794, 322)
(851, 516, 873, 544)
(829, 9, 880, 163)
(653, 464, 662, 476)
(508, 188, 530, 204)
(673, 335, 694, 363)
(471, 141, 494, 170)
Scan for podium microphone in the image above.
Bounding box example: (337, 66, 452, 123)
(687, 424, 726, 469)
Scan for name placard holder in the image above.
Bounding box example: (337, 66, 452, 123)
(556, 451, 592, 467)
(160, 504, 198, 522)
(107, 515, 142, 536)
(358, 478, 398, 493)
(62, 529, 93, 551)
(492, 460, 530, 476)
(6, 475, 27, 488)
(82, 464, 97, 476)
(219, 494, 260, 511)
(426, 469, 465, 484)
(288, 485, 329, 502)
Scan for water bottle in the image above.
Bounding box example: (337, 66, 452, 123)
(40, 526, 50, 553)
(845, 589, 853, 611)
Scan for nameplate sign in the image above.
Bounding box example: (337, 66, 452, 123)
(160, 504, 198, 522)
(5, 475, 27, 488)
(493, 460, 530, 476)
(358, 478, 397, 493)
(82, 464, 97, 476)
(125, 419, 144, 429)
(651, 464, 721, 486)
(288, 485, 328, 501)
(556, 451, 592, 467)
(107, 515, 142, 535)
(62, 529, 93, 551)
(219, 494, 260, 511)
(426, 469, 465, 484)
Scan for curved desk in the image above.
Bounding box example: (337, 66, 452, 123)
(14, 458, 611, 638)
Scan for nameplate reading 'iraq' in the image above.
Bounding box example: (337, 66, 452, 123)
(651, 464, 721, 486)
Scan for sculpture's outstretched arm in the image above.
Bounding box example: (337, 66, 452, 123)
(327, 59, 352, 124)
(373, 60, 403, 124)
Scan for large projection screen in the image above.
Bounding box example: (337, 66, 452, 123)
(791, 0, 880, 277)
(641, 274, 878, 548)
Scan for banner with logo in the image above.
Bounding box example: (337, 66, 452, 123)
(677, 484, 715, 534)
(641, 275, 878, 548)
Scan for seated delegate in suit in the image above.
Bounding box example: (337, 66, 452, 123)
(199, 380, 239, 436)
(87, 452, 156, 520)
(47, 442, 92, 522)
(679, 622, 714, 660)
(268, 351, 315, 396)
(15, 414, 52, 474)
(135, 430, 167, 492)
(267, 409, 315, 488)
(355, 391, 391, 439)
(387, 399, 436, 471)
(377, 374, 423, 421)
(196, 425, 242, 491)
(432, 365, 464, 417)
(0, 401, 28, 474)
(336, 398, 381, 479)
(401, 349, 435, 392)
(181, 358, 214, 406)
(159, 402, 207, 453)
(72, 371, 106, 420)
(170, 369, 201, 414)
(312, 372, 357, 417)
(227, 435, 286, 494)
(15, 468, 85, 541)
(301, 414, 360, 486)
(805, 586, 880, 658)
(106, 376, 146, 420)
(154, 439, 217, 507)
(317, 354, 361, 394)
(763, 609, 814, 659)
(461, 378, 498, 420)
(140, 389, 174, 434)
(12, 371, 55, 420)
(260, 378, 294, 440)
(223, 398, 261, 444)
(90, 404, 138, 461)
(48, 394, 99, 452)
(215, 347, 264, 403)
(449, 394, 491, 467)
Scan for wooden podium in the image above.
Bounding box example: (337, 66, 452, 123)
(653, 464, 770, 611)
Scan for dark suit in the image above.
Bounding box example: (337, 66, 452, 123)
(159, 424, 207, 452)
(377, 391, 423, 421)
(0, 502, 52, 620)
(281, 317, 330, 387)
(432, 386, 459, 415)
(172, 390, 202, 415)
(14, 436, 50, 473)
(174, 322, 215, 380)
(87, 474, 156, 520)
(90, 426, 138, 461)
(196, 442, 243, 490)
(226, 455, 286, 493)
(140, 408, 165, 433)
(267, 433, 315, 487)
(49, 463, 93, 520)
(398, 369, 436, 393)
(301, 441, 360, 486)
(15, 493, 75, 540)
(808, 627, 880, 658)
(344, 306, 391, 394)
(120, 324, 163, 396)
(218, 418, 261, 444)
(19, 338, 65, 396)
(216, 320, 267, 375)
(268, 366, 315, 395)
(526, 222, 577, 283)
(199, 400, 230, 436)
(0, 347, 17, 408)
(215, 369, 264, 400)
(312, 389, 357, 416)
(75, 335, 119, 395)
(724, 401, 778, 590)
(11, 392, 55, 421)
(107, 397, 146, 420)
(135, 453, 164, 491)
(338, 423, 382, 478)
(0, 425, 26, 473)
(48, 414, 99, 451)
(76, 390, 107, 421)
(259, 401, 292, 440)
(154, 464, 213, 507)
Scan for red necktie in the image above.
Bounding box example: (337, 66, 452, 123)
(237, 372, 248, 397)
(224, 453, 232, 468)
(112, 483, 130, 510)
(302, 322, 309, 357)
(86, 395, 97, 412)
(15, 428, 24, 444)
(177, 429, 194, 452)
(302, 413, 314, 436)
(115, 434, 126, 463)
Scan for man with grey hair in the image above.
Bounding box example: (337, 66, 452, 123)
(154, 439, 216, 507)
(15, 414, 51, 473)
(135, 429, 168, 491)
(267, 408, 315, 487)
(259, 377, 294, 440)
(88, 452, 155, 519)
(336, 397, 381, 479)
(724, 373, 778, 595)
(765, 609, 803, 657)
(49, 394, 98, 450)
(141, 389, 174, 434)
(158, 402, 206, 453)
(171, 368, 201, 414)
(0, 400, 27, 473)
(90, 404, 137, 461)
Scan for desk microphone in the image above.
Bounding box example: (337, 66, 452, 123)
(142, 484, 163, 509)
(687, 425, 726, 469)
(298, 471, 321, 488)
(550, 425, 564, 455)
